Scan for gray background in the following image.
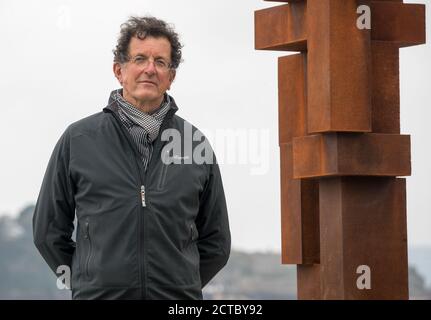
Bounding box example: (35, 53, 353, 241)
(0, 0, 429, 257)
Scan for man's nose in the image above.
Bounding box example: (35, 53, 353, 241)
(143, 61, 157, 75)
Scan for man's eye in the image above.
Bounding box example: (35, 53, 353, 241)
(155, 60, 167, 67)
(134, 57, 146, 63)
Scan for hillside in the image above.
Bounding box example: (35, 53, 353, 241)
(1, 205, 430, 300)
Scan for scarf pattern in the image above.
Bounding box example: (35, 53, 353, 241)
(113, 89, 171, 171)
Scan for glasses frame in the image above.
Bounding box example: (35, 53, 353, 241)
(127, 54, 172, 72)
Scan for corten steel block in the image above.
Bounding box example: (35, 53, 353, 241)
(279, 54, 319, 265)
(297, 264, 322, 300)
(370, 2, 426, 48)
(278, 53, 307, 144)
(307, 0, 372, 134)
(292, 133, 411, 179)
(280, 143, 320, 264)
(254, 0, 423, 301)
(319, 177, 408, 299)
(371, 42, 400, 133)
(255, 1, 416, 53)
(298, 177, 409, 299)
(254, 3, 307, 51)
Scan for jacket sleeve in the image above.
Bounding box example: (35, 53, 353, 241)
(33, 128, 76, 276)
(196, 159, 231, 288)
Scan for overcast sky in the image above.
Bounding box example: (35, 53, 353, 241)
(0, 0, 430, 253)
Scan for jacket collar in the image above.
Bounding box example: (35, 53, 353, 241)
(103, 89, 179, 117)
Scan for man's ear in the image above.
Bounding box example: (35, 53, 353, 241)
(167, 69, 176, 90)
(113, 63, 123, 85)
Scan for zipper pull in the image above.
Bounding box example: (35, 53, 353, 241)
(141, 185, 146, 207)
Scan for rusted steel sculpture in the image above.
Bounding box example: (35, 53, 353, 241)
(255, 0, 426, 299)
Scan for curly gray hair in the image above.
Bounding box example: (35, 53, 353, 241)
(113, 16, 183, 69)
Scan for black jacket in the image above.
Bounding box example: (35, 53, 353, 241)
(32, 93, 231, 299)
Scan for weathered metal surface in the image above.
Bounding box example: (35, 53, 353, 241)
(319, 177, 408, 299)
(279, 54, 319, 264)
(297, 264, 322, 300)
(278, 54, 307, 144)
(255, 3, 306, 51)
(255, 0, 425, 300)
(280, 143, 319, 264)
(371, 42, 400, 133)
(255, 1, 425, 51)
(307, 0, 372, 133)
(292, 133, 411, 178)
(370, 2, 426, 48)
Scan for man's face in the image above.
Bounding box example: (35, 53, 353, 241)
(113, 36, 176, 110)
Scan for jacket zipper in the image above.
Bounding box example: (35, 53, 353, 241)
(141, 185, 146, 207)
(139, 108, 176, 299)
(106, 106, 176, 299)
(84, 219, 92, 279)
(106, 110, 146, 298)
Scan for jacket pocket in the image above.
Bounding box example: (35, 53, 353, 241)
(83, 218, 93, 279)
(157, 164, 169, 190)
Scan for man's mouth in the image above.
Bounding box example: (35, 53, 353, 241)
(138, 80, 157, 86)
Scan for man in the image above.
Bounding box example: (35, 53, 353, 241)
(33, 16, 231, 300)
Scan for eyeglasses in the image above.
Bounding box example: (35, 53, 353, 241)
(127, 55, 172, 72)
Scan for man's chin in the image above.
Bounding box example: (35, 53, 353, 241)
(128, 90, 165, 107)
(133, 90, 159, 102)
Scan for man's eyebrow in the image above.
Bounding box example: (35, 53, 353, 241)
(133, 53, 170, 60)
